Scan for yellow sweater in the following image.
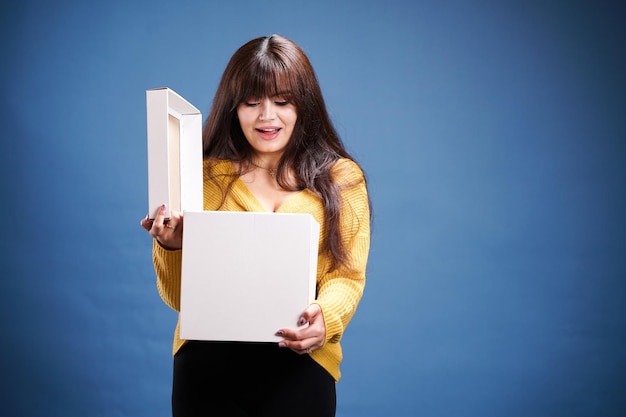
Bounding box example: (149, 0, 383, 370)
(151, 158, 370, 381)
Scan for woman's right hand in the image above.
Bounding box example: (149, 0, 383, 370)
(140, 204, 184, 250)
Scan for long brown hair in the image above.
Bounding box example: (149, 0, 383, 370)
(202, 34, 368, 271)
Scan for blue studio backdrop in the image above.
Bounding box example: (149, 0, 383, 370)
(1, 1, 625, 416)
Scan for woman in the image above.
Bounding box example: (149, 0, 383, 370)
(141, 34, 370, 417)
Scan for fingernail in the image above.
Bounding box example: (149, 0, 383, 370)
(161, 204, 167, 212)
(278, 342, 286, 348)
(298, 317, 307, 326)
(275, 330, 284, 337)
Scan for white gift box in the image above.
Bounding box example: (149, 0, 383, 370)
(146, 87, 203, 219)
(180, 211, 320, 343)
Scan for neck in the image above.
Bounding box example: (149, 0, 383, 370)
(250, 158, 278, 179)
(251, 158, 278, 170)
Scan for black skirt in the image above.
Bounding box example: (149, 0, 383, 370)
(172, 341, 336, 417)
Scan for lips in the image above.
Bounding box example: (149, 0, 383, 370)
(255, 127, 282, 140)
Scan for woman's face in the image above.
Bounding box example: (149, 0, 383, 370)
(236, 95, 297, 159)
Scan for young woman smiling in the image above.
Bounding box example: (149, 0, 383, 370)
(141, 34, 371, 417)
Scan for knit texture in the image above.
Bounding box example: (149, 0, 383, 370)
(152, 158, 370, 381)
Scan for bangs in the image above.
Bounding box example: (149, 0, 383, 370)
(234, 57, 300, 105)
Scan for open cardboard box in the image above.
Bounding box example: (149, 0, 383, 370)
(146, 88, 320, 343)
(180, 211, 320, 343)
(146, 87, 203, 219)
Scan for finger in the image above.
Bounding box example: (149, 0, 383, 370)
(153, 204, 168, 226)
(164, 210, 184, 231)
(275, 327, 322, 351)
(140, 214, 154, 231)
(157, 209, 185, 250)
(149, 204, 168, 238)
(297, 303, 322, 327)
(278, 338, 319, 355)
(278, 339, 307, 354)
(275, 328, 299, 341)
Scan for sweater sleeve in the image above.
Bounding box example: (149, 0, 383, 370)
(153, 240, 183, 311)
(313, 160, 370, 344)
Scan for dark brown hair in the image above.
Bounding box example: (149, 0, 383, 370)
(202, 34, 368, 271)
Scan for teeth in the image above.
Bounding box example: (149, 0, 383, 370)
(259, 128, 279, 132)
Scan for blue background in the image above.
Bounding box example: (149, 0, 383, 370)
(1, 1, 625, 416)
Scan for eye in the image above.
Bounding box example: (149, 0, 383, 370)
(274, 96, 291, 106)
(243, 98, 260, 107)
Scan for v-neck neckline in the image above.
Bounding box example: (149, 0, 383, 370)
(228, 161, 307, 213)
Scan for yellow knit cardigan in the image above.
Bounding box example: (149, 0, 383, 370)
(151, 158, 370, 381)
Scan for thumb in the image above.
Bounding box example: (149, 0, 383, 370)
(297, 315, 309, 327)
(297, 304, 321, 326)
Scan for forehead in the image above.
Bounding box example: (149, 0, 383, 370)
(246, 76, 292, 98)
(239, 59, 297, 97)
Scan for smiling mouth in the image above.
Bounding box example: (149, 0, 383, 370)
(256, 128, 281, 133)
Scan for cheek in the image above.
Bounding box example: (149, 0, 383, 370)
(237, 112, 252, 130)
(287, 111, 298, 128)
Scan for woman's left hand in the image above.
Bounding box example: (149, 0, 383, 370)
(275, 304, 326, 355)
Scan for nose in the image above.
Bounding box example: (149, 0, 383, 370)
(259, 99, 275, 120)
